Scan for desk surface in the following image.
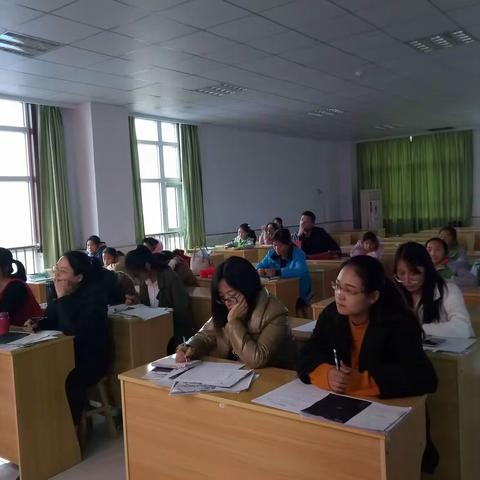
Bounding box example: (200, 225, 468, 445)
(120, 361, 425, 480)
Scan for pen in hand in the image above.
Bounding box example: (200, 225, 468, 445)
(333, 348, 339, 371)
(182, 336, 190, 363)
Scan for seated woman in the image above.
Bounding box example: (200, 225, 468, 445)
(25, 251, 109, 426)
(425, 237, 453, 280)
(176, 257, 296, 369)
(257, 228, 312, 310)
(394, 242, 475, 338)
(225, 223, 256, 249)
(350, 231, 384, 259)
(159, 250, 198, 287)
(125, 246, 195, 349)
(259, 222, 278, 246)
(0, 248, 42, 326)
(298, 255, 437, 398)
(438, 226, 468, 264)
(142, 236, 164, 254)
(102, 247, 125, 272)
(272, 217, 284, 230)
(86, 235, 107, 266)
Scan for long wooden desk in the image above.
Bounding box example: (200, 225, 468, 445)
(215, 248, 259, 263)
(120, 362, 426, 480)
(0, 336, 81, 479)
(461, 287, 480, 305)
(290, 316, 480, 480)
(307, 261, 341, 302)
(191, 277, 300, 316)
(108, 311, 173, 407)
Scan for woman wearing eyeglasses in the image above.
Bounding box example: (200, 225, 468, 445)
(394, 242, 474, 339)
(24, 251, 109, 428)
(176, 256, 296, 369)
(298, 255, 437, 398)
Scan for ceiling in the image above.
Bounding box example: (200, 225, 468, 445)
(1, 0, 480, 141)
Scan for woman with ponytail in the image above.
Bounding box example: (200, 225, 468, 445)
(0, 247, 42, 326)
(298, 255, 437, 398)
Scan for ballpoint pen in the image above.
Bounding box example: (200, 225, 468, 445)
(333, 348, 339, 370)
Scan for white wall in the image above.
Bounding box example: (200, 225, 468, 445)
(198, 124, 355, 238)
(62, 102, 136, 249)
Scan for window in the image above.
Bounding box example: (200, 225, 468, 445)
(0, 99, 39, 269)
(135, 117, 183, 239)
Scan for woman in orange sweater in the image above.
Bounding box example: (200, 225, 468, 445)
(297, 255, 437, 398)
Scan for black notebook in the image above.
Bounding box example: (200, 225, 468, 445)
(0, 332, 29, 345)
(301, 394, 372, 424)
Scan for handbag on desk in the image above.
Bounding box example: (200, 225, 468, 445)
(190, 248, 212, 275)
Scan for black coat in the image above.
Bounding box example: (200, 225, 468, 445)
(41, 281, 109, 371)
(297, 302, 438, 398)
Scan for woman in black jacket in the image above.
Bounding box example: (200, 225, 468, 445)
(297, 255, 437, 398)
(25, 251, 109, 425)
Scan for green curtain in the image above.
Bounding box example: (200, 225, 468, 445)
(37, 105, 74, 268)
(128, 117, 145, 243)
(179, 124, 206, 249)
(358, 130, 473, 235)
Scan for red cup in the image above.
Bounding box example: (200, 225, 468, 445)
(0, 312, 10, 336)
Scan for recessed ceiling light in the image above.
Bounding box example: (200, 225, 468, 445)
(193, 83, 246, 97)
(0, 31, 62, 57)
(407, 30, 477, 53)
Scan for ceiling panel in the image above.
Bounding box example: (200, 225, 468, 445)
(53, 0, 147, 30)
(13, 13, 100, 43)
(11, 0, 79, 12)
(73, 31, 147, 56)
(246, 30, 317, 54)
(102, 0, 188, 12)
(203, 43, 269, 65)
(225, 0, 294, 11)
(161, 31, 239, 55)
(113, 14, 197, 43)
(384, 14, 460, 41)
(209, 14, 287, 42)
(37, 46, 111, 68)
(161, 0, 249, 28)
(0, 2, 43, 29)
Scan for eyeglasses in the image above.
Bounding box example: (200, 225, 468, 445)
(393, 271, 424, 284)
(331, 281, 365, 297)
(216, 293, 241, 306)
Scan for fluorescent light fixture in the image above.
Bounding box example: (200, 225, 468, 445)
(307, 107, 345, 117)
(193, 83, 246, 96)
(407, 30, 477, 53)
(0, 31, 62, 57)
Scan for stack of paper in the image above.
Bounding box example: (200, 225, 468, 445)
(252, 379, 411, 432)
(423, 336, 477, 354)
(117, 305, 172, 320)
(143, 358, 256, 395)
(0, 330, 62, 350)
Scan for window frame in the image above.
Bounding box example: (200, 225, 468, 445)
(0, 100, 40, 249)
(135, 116, 183, 235)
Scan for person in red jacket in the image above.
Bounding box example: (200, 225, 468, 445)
(0, 248, 42, 326)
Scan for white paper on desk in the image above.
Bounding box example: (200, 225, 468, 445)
(143, 371, 175, 388)
(151, 354, 201, 370)
(423, 337, 477, 354)
(292, 320, 317, 333)
(170, 371, 257, 395)
(171, 361, 245, 385)
(119, 305, 172, 320)
(108, 304, 129, 315)
(8, 331, 62, 346)
(252, 379, 410, 432)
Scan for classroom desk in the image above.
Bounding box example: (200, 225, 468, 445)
(290, 317, 480, 480)
(461, 287, 480, 305)
(311, 296, 335, 320)
(27, 280, 48, 304)
(0, 336, 81, 480)
(307, 261, 341, 302)
(331, 232, 352, 246)
(190, 278, 300, 316)
(108, 311, 173, 407)
(215, 248, 259, 263)
(187, 286, 212, 330)
(255, 244, 272, 262)
(120, 362, 426, 480)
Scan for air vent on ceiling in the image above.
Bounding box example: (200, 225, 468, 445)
(407, 30, 477, 53)
(427, 126, 454, 132)
(0, 31, 62, 58)
(193, 83, 246, 97)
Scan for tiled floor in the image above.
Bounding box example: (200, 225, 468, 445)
(0, 420, 125, 480)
